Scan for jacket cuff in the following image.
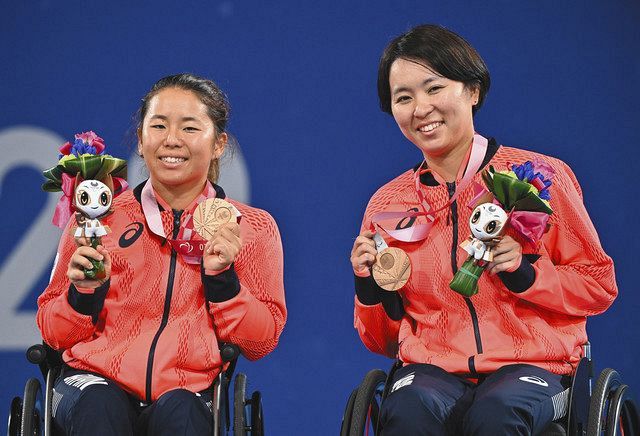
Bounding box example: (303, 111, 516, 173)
(202, 263, 241, 302)
(355, 274, 405, 321)
(355, 274, 383, 305)
(498, 254, 540, 293)
(67, 280, 110, 324)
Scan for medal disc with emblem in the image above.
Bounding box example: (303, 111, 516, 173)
(193, 198, 236, 240)
(372, 247, 411, 291)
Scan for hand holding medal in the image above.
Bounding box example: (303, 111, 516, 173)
(370, 233, 411, 291)
(193, 198, 242, 272)
(350, 230, 411, 292)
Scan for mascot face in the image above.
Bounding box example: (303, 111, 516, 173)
(469, 202, 508, 241)
(75, 180, 112, 218)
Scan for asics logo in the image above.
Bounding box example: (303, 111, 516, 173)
(395, 208, 420, 230)
(519, 376, 549, 387)
(119, 222, 144, 248)
(391, 372, 415, 393)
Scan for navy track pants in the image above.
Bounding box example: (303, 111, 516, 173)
(51, 368, 213, 435)
(379, 363, 570, 436)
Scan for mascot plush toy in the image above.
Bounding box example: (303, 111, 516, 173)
(449, 161, 554, 297)
(43, 131, 127, 279)
(461, 202, 509, 263)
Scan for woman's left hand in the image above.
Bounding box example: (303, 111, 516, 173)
(202, 222, 242, 272)
(486, 235, 523, 275)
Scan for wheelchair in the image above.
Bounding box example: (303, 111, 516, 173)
(341, 344, 639, 436)
(7, 342, 264, 436)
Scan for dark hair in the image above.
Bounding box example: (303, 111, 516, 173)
(377, 24, 490, 115)
(138, 73, 230, 183)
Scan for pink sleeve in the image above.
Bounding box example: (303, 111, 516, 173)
(207, 211, 287, 361)
(36, 226, 96, 350)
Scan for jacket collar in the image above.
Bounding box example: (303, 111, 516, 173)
(414, 137, 500, 186)
(132, 180, 227, 211)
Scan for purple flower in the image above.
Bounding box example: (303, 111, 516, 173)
(511, 161, 552, 201)
(58, 131, 106, 159)
(70, 138, 97, 156)
(75, 131, 105, 154)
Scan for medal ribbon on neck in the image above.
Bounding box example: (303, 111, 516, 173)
(141, 180, 220, 264)
(371, 133, 488, 243)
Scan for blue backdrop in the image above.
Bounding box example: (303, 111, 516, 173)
(1, 1, 639, 434)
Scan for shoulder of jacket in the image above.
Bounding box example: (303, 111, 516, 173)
(112, 189, 138, 208)
(368, 168, 415, 206)
(493, 145, 570, 172)
(227, 199, 279, 234)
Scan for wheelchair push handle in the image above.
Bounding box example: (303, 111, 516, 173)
(26, 344, 47, 365)
(220, 343, 240, 363)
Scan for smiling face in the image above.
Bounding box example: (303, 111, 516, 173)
(469, 203, 508, 241)
(138, 87, 226, 203)
(75, 180, 112, 218)
(389, 58, 479, 159)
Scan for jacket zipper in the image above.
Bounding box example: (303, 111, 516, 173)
(446, 182, 483, 374)
(145, 209, 182, 403)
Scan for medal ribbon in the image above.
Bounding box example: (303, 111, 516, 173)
(141, 180, 217, 264)
(371, 133, 488, 243)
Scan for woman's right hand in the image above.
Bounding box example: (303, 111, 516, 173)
(67, 239, 111, 289)
(350, 230, 378, 275)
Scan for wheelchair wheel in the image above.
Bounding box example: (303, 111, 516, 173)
(604, 384, 640, 436)
(234, 373, 247, 436)
(587, 368, 623, 436)
(21, 378, 44, 436)
(349, 369, 387, 436)
(8, 396, 23, 436)
(233, 373, 264, 436)
(340, 388, 358, 436)
(248, 390, 264, 436)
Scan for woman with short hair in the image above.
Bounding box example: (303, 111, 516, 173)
(350, 25, 616, 434)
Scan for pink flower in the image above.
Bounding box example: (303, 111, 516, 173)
(532, 158, 555, 181)
(58, 141, 73, 156)
(75, 131, 105, 154)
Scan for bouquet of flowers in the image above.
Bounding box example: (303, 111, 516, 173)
(42, 131, 127, 279)
(449, 160, 553, 297)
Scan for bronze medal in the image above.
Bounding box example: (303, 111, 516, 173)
(193, 198, 236, 240)
(372, 247, 411, 291)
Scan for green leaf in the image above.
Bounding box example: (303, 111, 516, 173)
(42, 165, 64, 181)
(42, 180, 61, 192)
(61, 155, 102, 179)
(491, 172, 532, 210)
(94, 156, 127, 180)
(482, 168, 495, 193)
(512, 192, 553, 214)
